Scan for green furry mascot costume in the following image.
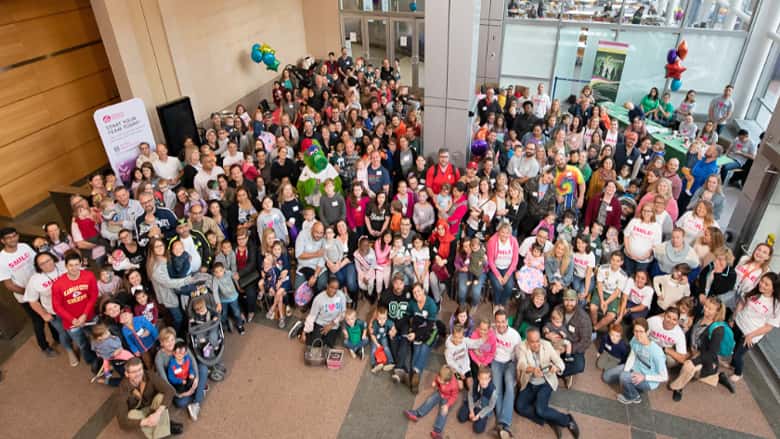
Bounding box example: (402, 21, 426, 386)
(296, 138, 343, 209)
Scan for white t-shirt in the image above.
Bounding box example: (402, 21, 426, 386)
(676, 212, 711, 244)
(410, 247, 430, 271)
(0, 244, 36, 302)
(624, 278, 654, 309)
(221, 151, 244, 170)
(180, 236, 202, 273)
(153, 156, 182, 181)
(532, 94, 551, 119)
(647, 315, 687, 354)
(22, 262, 66, 314)
(596, 264, 628, 294)
(734, 256, 765, 296)
(494, 327, 521, 363)
(572, 251, 596, 278)
(194, 166, 225, 199)
(736, 294, 780, 343)
(624, 219, 662, 263)
(519, 237, 553, 257)
(494, 239, 514, 270)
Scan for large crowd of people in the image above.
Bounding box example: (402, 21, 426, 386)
(1, 47, 778, 439)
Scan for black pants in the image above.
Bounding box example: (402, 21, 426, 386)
(21, 302, 56, 351)
(306, 323, 339, 348)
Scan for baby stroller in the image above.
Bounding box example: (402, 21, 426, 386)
(186, 283, 227, 382)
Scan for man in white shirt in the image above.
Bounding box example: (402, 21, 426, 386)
(193, 153, 225, 199)
(152, 143, 182, 184)
(507, 143, 540, 184)
(519, 228, 553, 258)
(531, 83, 551, 119)
(492, 310, 522, 439)
(647, 308, 687, 368)
(0, 228, 56, 356)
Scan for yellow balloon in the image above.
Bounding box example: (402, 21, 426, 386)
(260, 43, 273, 54)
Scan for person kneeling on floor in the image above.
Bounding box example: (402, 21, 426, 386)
(115, 357, 183, 438)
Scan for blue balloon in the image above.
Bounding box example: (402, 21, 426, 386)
(251, 43, 261, 53)
(263, 52, 276, 66)
(251, 49, 263, 63)
(409, 1, 417, 11)
(671, 78, 682, 91)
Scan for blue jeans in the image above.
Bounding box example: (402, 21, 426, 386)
(166, 306, 185, 334)
(370, 338, 394, 366)
(221, 300, 244, 327)
(571, 275, 592, 306)
(491, 360, 517, 427)
(457, 271, 485, 306)
(344, 337, 369, 353)
(174, 364, 209, 407)
(515, 381, 571, 427)
(603, 366, 653, 400)
(333, 262, 358, 298)
(489, 268, 514, 306)
(720, 160, 742, 185)
(411, 392, 450, 433)
(457, 400, 490, 433)
(413, 342, 432, 373)
(48, 315, 74, 351)
(68, 325, 97, 365)
(561, 352, 585, 377)
(623, 256, 649, 277)
(730, 324, 750, 376)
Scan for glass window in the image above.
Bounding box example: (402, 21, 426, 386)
(761, 49, 780, 117)
(684, 0, 755, 30)
(553, 27, 618, 101)
(501, 23, 558, 79)
(679, 32, 745, 94)
(341, 0, 361, 11)
(613, 30, 679, 104)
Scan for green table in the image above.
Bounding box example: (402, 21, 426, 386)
(651, 132, 736, 168)
(601, 101, 671, 136)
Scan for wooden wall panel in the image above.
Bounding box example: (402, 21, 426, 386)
(0, 8, 100, 67)
(0, 141, 107, 217)
(0, 43, 110, 108)
(0, 70, 117, 148)
(0, 0, 90, 26)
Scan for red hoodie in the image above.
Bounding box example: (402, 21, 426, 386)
(435, 375, 461, 407)
(51, 270, 99, 330)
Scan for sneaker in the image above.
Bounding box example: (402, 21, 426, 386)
(288, 321, 303, 339)
(383, 363, 396, 372)
(590, 332, 597, 342)
(349, 349, 357, 359)
(237, 325, 246, 335)
(192, 402, 201, 421)
(550, 423, 562, 439)
(498, 427, 515, 439)
(371, 364, 384, 373)
(247, 313, 255, 323)
(359, 347, 365, 360)
(90, 365, 105, 384)
(403, 410, 418, 422)
(278, 317, 286, 329)
(564, 375, 574, 389)
(719, 372, 736, 394)
(67, 350, 79, 367)
(729, 374, 742, 383)
(266, 310, 275, 320)
(430, 431, 443, 439)
(672, 390, 683, 402)
(567, 416, 580, 439)
(43, 347, 58, 358)
(393, 369, 408, 384)
(616, 394, 641, 404)
(170, 421, 184, 435)
(187, 403, 197, 420)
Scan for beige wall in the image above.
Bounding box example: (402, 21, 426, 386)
(302, 0, 341, 59)
(158, 0, 308, 122)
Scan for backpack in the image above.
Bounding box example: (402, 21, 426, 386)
(708, 321, 735, 357)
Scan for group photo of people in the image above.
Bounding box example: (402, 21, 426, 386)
(1, 44, 778, 439)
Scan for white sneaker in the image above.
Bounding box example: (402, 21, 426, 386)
(192, 402, 200, 421)
(349, 349, 356, 359)
(67, 350, 79, 367)
(187, 403, 197, 420)
(371, 364, 384, 373)
(729, 374, 742, 383)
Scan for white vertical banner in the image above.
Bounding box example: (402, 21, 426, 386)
(93, 98, 156, 183)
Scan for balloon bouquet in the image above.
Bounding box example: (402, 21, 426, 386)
(665, 40, 688, 91)
(251, 43, 281, 72)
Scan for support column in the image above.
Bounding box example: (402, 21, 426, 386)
(731, 0, 780, 120)
(477, 0, 505, 87)
(424, 0, 481, 168)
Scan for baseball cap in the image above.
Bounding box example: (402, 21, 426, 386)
(563, 289, 578, 301)
(467, 161, 479, 170)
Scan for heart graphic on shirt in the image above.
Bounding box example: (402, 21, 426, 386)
(327, 303, 336, 311)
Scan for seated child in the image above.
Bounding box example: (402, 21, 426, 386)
(167, 340, 197, 395)
(214, 239, 237, 273)
(185, 189, 207, 216)
(556, 209, 578, 244)
(600, 226, 622, 264)
(209, 262, 246, 335)
(616, 165, 632, 191)
(591, 251, 628, 334)
(389, 200, 404, 233)
(354, 236, 377, 300)
(119, 309, 159, 370)
(456, 367, 496, 435)
(532, 210, 556, 241)
(596, 322, 629, 371)
(652, 263, 691, 313)
(515, 243, 546, 296)
(445, 323, 486, 391)
(168, 240, 196, 296)
(369, 306, 396, 373)
(404, 365, 460, 439)
(156, 179, 176, 210)
(390, 235, 414, 286)
(467, 238, 486, 287)
(90, 323, 134, 384)
(75, 205, 100, 244)
(100, 198, 122, 237)
(543, 307, 571, 357)
(189, 295, 223, 357)
(260, 254, 289, 328)
(617, 270, 654, 323)
(436, 184, 453, 218)
(133, 289, 159, 326)
(410, 235, 431, 292)
(97, 266, 121, 297)
(342, 308, 368, 360)
(468, 319, 497, 379)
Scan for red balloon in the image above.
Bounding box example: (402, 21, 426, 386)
(665, 61, 686, 80)
(677, 40, 688, 60)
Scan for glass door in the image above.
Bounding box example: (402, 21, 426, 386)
(366, 18, 389, 68)
(393, 20, 415, 87)
(415, 18, 424, 90)
(342, 16, 364, 60)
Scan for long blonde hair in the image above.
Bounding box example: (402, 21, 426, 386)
(546, 238, 572, 274)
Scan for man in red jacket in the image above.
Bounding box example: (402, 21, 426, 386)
(51, 250, 99, 366)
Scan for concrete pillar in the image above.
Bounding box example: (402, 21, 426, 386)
(665, 0, 679, 26)
(731, 0, 780, 119)
(477, 0, 505, 87)
(424, 0, 481, 168)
